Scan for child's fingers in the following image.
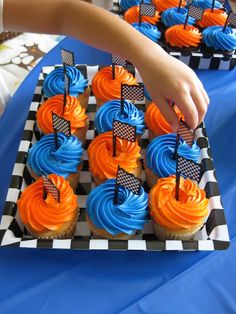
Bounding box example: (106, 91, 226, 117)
(190, 88, 208, 126)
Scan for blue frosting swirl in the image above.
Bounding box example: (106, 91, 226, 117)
(202, 26, 236, 51)
(161, 7, 195, 27)
(42, 65, 88, 98)
(86, 179, 148, 235)
(131, 22, 161, 42)
(188, 0, 223, 9)
(144, 85, 152, 101)
(28, 133, 83, 178)
(120, 0, 150, 11)
(95, 99, 145, 135)
(145, 133, 200, 178)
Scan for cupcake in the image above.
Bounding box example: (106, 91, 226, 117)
(91, 66, 137, 108)
(17, 174, 79, 239)
(197, 9, 227, 28)
(27, 133, 83, 190)
(86, 178, 148, 239)
(120, 0, 150, 12)
(161, 7, 195, 28)
(37, 94, 88, 143)
(42, 65, 90, 110)
(95, 99, 145, 140)
(124, 6, 161, 25)
(131, 22, 161, 43)
(88, 131, 142, 185)
(165, 24, 202, 50)
(144, 133, 200, 188)
(202, 26, 236, 53)
(188, 0, 223, 10)
(145, 102, 183, 140)
(153, 0, 187, 12)
(149, 175, 209, 240)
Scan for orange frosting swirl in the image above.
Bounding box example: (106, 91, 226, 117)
(17, 174, 78, 233)
(145, 102, 184, 135)
(165, 24, 202, 48)
(150, 176, 208, 230)
(153, 0, 186, 12)
(88, 131, 141, 181)
(37, 94, 88, 134)
(197, 9, 227, 28)
(124, 6, 161, 25)
(91, 66, 137, 103)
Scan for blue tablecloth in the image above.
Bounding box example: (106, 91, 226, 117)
(0, 37, 236, 314)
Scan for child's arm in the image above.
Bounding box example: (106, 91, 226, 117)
(3, 0, 209, 130)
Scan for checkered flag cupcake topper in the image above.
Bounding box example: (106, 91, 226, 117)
(139, 3, 156, 26)
(113, 166, 142, 204)
(42, 175, 60, 203)
(184, 5, 204, 28)
(111, 54, 127, 80)
(178, 119, 194, 147)
(223, 12, 236, 31)
(61, 48, 75, 67)
(64, 72, 70, 108)
(121, 84, 144, 101)
(52, 112, 71, 148)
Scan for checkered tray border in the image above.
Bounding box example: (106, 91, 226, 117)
(112, 0, 236, 70)
(0, 65, 230, 251)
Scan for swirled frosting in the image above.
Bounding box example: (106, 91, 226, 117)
(43, 66, 88, 98)
(88, 131, 141, 181)
(91, 66, 137, 103)
(37, 94, 88, 134)
(198, 9, 227, 28)
(188, 0, 223, 10)
(202, 26, 236, 51)
(154, 0, 186, 12)
(86, 179, 148, 235)
(95, 99, 145, 136)
(131, 22, 161, 43)
(28, 133, 83, 178)
(161, 7, 195, 27)
(145, 102, 183, 135)
(124, 6, 160, 25)
(165, 24, 202, 48)
(150, 175, 208, 230)
(120, 0, 150, 11)
(18, 174, 78, 233)
(145, 133, 200, 178)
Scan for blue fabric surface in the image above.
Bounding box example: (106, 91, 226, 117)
(0, 37, 236, 314)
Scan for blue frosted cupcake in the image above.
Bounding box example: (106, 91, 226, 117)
(86, 178, 148, 239)
(120, 0, 150, 12)
(95, 99, 145, 139)
(27, 133, 84, 190)
(188, 0, 223, 10)
(161, 7, 195, 28)
(42, 65, 90, 110)
(144, 133, 200, 188)
(131, 22, 161, 43)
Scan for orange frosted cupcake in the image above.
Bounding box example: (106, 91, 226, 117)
(17, 174, 79, 239)
(153, 0, 186, 12)
(88, 131, 142, 185)
(145, 102, 184, 140)
(149, 175, 208, 240)
(124, 6, 161, 25)
(197, 9, 227, 28)
(91, 66, 137, 108)
(165, 24, 202, 49)
(37, 94, 88, 143)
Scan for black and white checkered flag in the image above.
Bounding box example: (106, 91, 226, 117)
(121, 84, 144, 101)
(42, 175, 60, 202)
(61, 48, 75, 67)
(112, 54, 127, 67)
(52, 112, 71, 137)
(227, 12, 236, 27)
(116, 166, 142, 195)
(177, 156, 202, 183)
(188, 5, 204, 21)
(178, 120, 194, 147)
(140, 3, 156, 17)
(113, 120, 136, 142)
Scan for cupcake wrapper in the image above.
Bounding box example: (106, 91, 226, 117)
(78, 86, 91, 111)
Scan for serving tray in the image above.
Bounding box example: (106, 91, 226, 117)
(0, 65, 230, 251)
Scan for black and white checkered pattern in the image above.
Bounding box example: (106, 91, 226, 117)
(52, 113, 71, 137)
(178, 120, 194, 146)
(121, 84, 144, 101)
(188, 5, 204, 21)
(113, 119, 136, 142)
(177, 156, 202, 183)
(140, 3, 156, 17)
(0, 65, 230, 251)
(112, 54, 127, 67)
(61, 48, 75, 67)
(116, 166, 141, 195)
(42, 175, 60, 202)
(227, 12, 236, 27)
